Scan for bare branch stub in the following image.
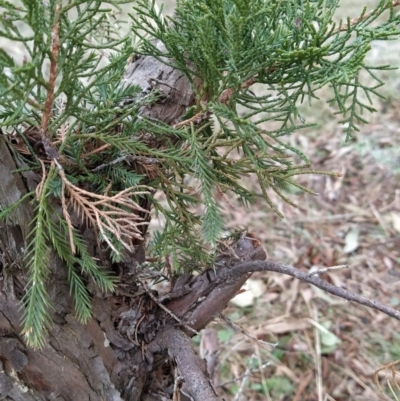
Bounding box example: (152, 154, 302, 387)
(164, 233, 267, 334)
(121, 41, 197, 126)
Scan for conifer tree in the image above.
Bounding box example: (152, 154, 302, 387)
(0, 0, 399, 399)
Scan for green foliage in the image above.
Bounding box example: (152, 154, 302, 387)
(1, 0, 400, 347)
(129, 0, 400, 232)
(132, 0, 399, 141)
(0, 0, 134, 348)
(22, 201, 53, 349)
(20, 168, 115, 348)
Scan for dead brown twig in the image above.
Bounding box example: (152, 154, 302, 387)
(58, 166, 150, 255)
(223, 260, 400, 321)
(305, 264, 349, 277)
(217, 361, 271, 389)
(374, 359, 400, 395)
(40, 4, 61, 160)
(219, 314, 276, 350)
(218, 77, 256, 104)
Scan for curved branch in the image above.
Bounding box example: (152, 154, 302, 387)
(165, 234, 267, 333)
(223, 260, 400, 321)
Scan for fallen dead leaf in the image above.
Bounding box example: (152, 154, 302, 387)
(343, 227, 359, 254)
(255, 319, 312, 334)
(230, 279, 266, 308)
(390, 211, 400, 233)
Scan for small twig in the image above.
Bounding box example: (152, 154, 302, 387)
(138, 277, 200, 336)
(312, 304, 323, 401)
(35, 159, 47, 200)
(334, 1, 400, 33)
(133, 264, 168, 281)
(233, 355, 256, 401)
(61, 173, 76, 254)
(141, 341, 145, 361)
(81, 144, 111, 158)
(126, 331, 139, 347)
(135, 314, 146, 345)
(305, 264, 348, 277)
(374, 359, 400, 394)
(223, 260, 400, 321)
(91, 154, 159, 172)
(54, 160, 76, 253)
(215, 240, 241, 261)
(219, 314, 276, 350)
(40, 4, 61, 160)
(173, 109, 212, 129)
(217, 361, 271, 389)
(172, 368, 182, 401)
(369, 200, 390, 238)
(91, 154, 129, 172)
(218, 77, 256, 104)
(293, 370, 313, 401)
(148, 77, 175, 90)
(254, 343, 271, 401)
(216, 183, 235, 210)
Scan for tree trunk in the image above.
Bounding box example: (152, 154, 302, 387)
(0, 43, 266, 401)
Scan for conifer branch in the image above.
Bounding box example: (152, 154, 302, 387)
(335, 0, 400, 33)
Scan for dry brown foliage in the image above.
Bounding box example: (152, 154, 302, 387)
(59, 167, 150, 255)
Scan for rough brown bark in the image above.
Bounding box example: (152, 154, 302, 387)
(0, 43, 266, 401)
